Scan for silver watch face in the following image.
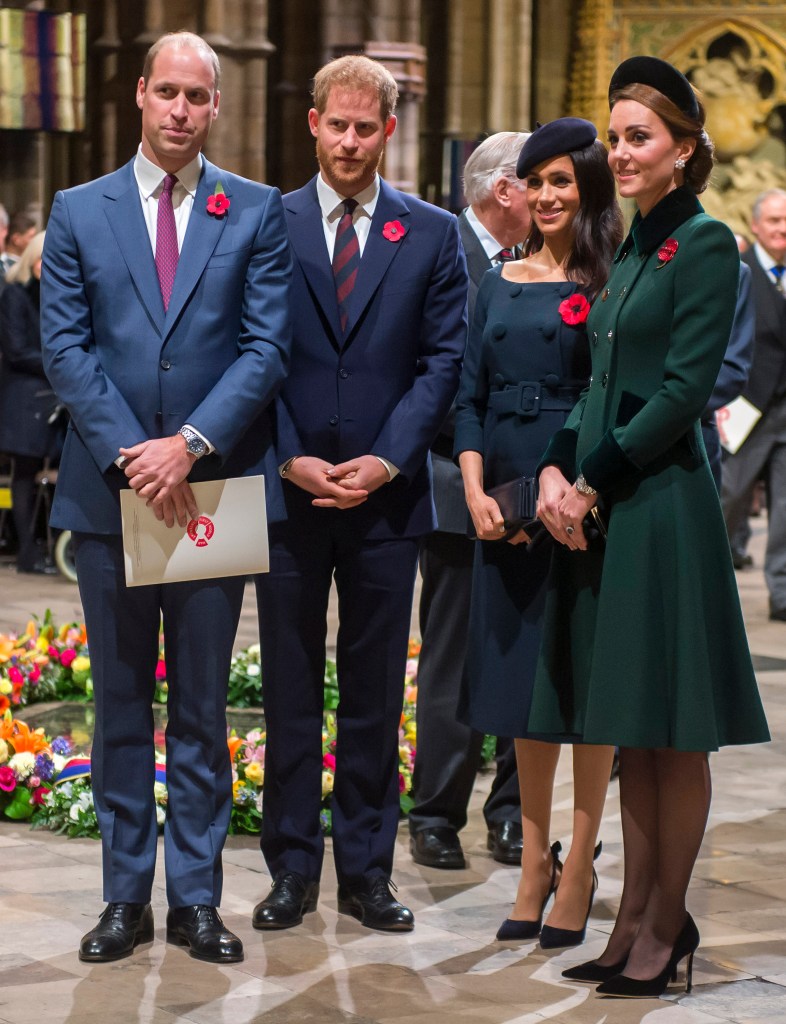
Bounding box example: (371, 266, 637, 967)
(180, 429, 206, 456)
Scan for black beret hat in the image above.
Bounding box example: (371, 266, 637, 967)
(516, 117, 598, 178)
(608, 56, 700, 120)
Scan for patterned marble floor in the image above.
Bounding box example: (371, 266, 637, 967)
(1, 518, 785, 1024)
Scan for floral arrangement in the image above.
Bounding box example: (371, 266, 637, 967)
(0, 715, 69, 821)
(4, 638, 422, 840)
(0, 613, 167, 711)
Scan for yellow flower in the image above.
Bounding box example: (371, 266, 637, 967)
(0, 680, 11, 696)
(71, 656, 90, 674)
(244, 762, 264, 786)
(321, 770, 334, 797)
(0, 738, 8, 764)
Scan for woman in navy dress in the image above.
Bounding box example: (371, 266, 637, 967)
(454, 120, 623, 946)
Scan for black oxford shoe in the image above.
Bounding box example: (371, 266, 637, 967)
(487, 820, 523, 865)
(166, 905, 244, 963)
(79, 902, 154, 962)
(410, 827, 466, 869)
(252, 872, 320, 930)
(337, 877, 414, 932)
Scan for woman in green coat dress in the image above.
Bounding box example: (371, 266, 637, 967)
(532, 57, 770, 998)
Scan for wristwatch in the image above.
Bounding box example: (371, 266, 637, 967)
(178, 426, 207, 459)
(575, 473, 598, 497)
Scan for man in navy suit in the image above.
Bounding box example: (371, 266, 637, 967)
(253, 55, 467, 932)
(41, 32, 292, 963)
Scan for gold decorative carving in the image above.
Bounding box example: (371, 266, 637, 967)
(570, 2, 786, 239)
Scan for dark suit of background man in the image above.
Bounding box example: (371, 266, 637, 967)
(253, 55, 467, 933)
(41, 32, 292, 964)
(408, 131, 531, 872)
(722, 188, 786, 620)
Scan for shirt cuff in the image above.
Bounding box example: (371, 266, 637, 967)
(182, 423, 215, 455)
(375, 456, 398, 480)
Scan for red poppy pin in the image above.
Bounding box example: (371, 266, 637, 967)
(656, 237, 678, 268)
(558, 293, 591, 326)
(207, 182, 230, 217)
(382, 220, 406, 242)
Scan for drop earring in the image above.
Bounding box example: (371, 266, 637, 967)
(675, 157, 686, 169)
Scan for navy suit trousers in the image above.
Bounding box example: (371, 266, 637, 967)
(255, 519, 419, 885)
(73, 533, 244, 907)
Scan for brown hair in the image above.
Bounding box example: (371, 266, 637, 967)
(142, 32, 221, 92)
(609, 82, 713, 193)
(312, 55, 398, 123)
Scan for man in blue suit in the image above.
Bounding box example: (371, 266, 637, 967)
(252, 55, 467, 932)
(41, 32, 292, 963)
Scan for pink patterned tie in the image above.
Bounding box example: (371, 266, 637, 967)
(155, 173, 179, 311)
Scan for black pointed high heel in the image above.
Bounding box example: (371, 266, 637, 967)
(539, 841, 602, 949)
(495, 841, 562, 941)
(596, 913, 699, 998)
(561, 955, 628, 983)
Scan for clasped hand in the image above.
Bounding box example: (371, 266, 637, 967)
(120, 435, 198, 529)
(286, 455, 389, 509)
(466, 493, 531, 545)
(537, 466, 596, 551)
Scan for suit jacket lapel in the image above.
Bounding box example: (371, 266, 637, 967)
(458, 210, 492, 285)
(286, 180, 343, 347)
(343, 180, 409, 340)
(163, 159, 229, 339)
(103, 161, 165, 334)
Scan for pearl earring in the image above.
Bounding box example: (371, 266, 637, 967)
(675, 158, 686, 170)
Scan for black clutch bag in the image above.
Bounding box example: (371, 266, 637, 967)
(468, 475, 537, 540)
(522, 505, 607, 549)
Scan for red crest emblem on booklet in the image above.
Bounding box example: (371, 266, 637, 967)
(187, 516, 215, 548)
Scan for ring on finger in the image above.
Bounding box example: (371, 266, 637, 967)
(566, 525, 575, 536)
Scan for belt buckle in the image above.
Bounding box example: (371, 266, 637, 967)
(516, 382, 541, 418)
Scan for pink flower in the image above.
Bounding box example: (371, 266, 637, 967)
(382, 220, 406, 242)
(398, 772, 407, 794)
(323, 753, 336, 770)
(48, 646, 59, 659)
(558, 294, 591, 326)
(657, 238, 679, 266)
(32, 786, 50, 805)
(29, 775, 41, 788)
(207, 187, 230, 217)
(0, 766, 16, 792)
(155, 659, 167, 681)
(29, 664, 41, 683)
(60, 649, 77, 668)
(8, 666, 23, 685)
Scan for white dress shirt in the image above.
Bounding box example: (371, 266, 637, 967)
(115, 147, 213, 463)
(465, 205, 511, 263)
(281, 173, 396, 480)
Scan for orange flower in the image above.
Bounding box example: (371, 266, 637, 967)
(3, 719, 50, 755)
(227, 735, 243, 762)
(0, 695, 9, 714)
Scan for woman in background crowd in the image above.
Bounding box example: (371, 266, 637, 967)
(0, 230, 63, 573)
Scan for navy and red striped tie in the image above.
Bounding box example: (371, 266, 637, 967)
(333, 198, 360, 332)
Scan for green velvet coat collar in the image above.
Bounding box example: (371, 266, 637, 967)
(614, 186, 703, 263)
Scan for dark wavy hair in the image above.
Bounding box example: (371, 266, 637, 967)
(609, 83, 713, 194)
(523, 140, 623, 299)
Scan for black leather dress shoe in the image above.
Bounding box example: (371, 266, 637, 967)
(410, 827, 466, 869)
(487, 820, 523, 865)
(79, 902, 154, 962)
(252, 872, 320, 930)
(166, 905, 244, 963)
(337, 877, 414, 931)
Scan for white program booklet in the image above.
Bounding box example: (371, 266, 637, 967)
(716, 396, 762, 455)
(121, 475, 269, 587)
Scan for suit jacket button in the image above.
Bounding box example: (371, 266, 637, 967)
(160, 359, 171, 370)
(339, 369, 349, 379)
(329, 415, 339, 426)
